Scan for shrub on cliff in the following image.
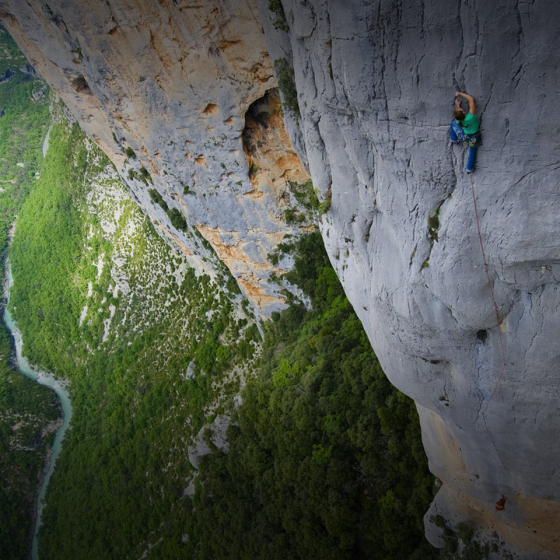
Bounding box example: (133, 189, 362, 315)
(268, 0, 289, 32)
(168, 207, 187, 231)
(274, 58, 300, 118)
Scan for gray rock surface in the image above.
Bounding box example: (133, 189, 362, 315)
(259, 0, 560, 557)
(2, 0, 560, 557)
(187, 415, 230, 470)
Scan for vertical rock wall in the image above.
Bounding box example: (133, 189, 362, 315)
(259, 0, 560, 557)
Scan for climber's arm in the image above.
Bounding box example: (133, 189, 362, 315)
(456, 91, 476, 114)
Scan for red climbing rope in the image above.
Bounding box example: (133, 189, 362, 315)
(469, 173, 507, 401)
(469, 174, 518, 490)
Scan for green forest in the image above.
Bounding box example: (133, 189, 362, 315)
(0, 22, 446, 560)
(189, 232, 437, 559)
(9, 115, 260, 559)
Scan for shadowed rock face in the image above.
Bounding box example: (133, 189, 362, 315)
(2, 0, 560, 556)
(259, 0, 560, 557)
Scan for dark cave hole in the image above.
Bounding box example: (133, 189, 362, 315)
(477, 329, 488, 343)
(242, 88, 278, 156)
(71, 75, 91, 94)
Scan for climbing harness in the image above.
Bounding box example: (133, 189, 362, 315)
(467, 132, 483, 148)
(469, 173, 507, 402)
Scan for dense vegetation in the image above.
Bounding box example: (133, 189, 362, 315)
(189, 232, 437, 559)
(0, 25, 60, 560)
(9, 116, 259, 559)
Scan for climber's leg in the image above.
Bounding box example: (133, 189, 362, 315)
(466, 144, 478, 173)
(450, 121, 464, 143)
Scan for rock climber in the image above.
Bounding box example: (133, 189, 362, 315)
(450, 91, 482, 174)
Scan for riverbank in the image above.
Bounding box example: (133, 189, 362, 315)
(3, 260, 72, 560)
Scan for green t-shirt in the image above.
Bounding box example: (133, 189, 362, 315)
(456, 113, 479, 135)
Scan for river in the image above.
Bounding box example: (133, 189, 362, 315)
(3, 264, 73, 560)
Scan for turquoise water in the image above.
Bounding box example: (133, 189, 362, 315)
(4, 266, 72, 560)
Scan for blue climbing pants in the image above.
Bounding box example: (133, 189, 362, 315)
(450, 121, 479, 173)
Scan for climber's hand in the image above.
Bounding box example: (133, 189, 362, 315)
(455, 92, 475, 113)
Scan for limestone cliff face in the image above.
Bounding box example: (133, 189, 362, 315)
(0, 0, 309, 315)
(259, 1, 560, 557)
(2, 0, 560, 557)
